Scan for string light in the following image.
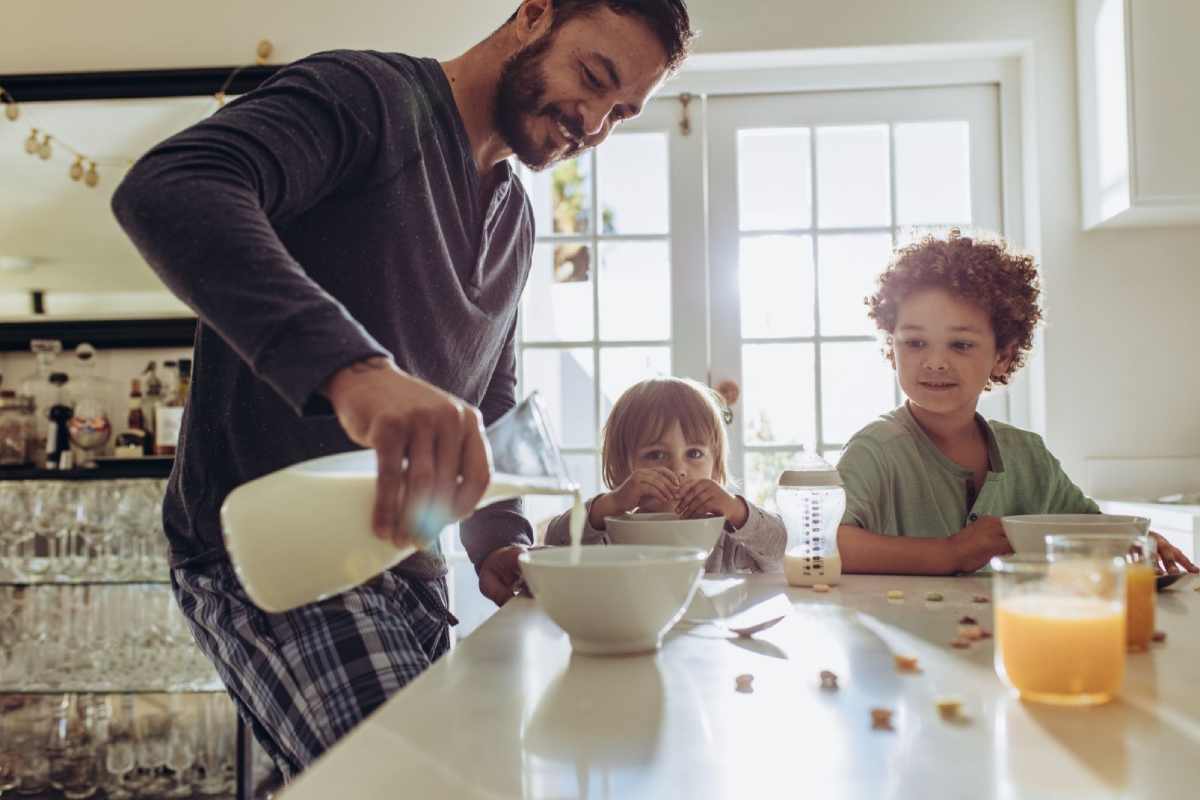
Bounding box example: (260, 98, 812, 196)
(0, 39, 274, 190)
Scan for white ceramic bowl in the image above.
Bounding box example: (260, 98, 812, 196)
(604, 512, 725, 554)
(1000, 514, 1150, 554)
(518, 545, 707, 655)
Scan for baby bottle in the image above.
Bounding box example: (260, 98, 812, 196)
(777, 454, 845, 587)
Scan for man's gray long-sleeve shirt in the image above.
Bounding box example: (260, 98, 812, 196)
(112, 50, 535, 577)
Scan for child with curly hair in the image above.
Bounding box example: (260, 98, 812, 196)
(837, 230, 1196, 575)
(545, 377, 786, 573)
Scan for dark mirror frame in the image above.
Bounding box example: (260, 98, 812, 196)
(0, 65, 282, 352)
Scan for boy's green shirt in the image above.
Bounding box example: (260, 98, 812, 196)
(838, 403, 1099, 537)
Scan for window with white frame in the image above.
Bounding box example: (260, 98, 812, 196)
(447, 80, 1012, 637)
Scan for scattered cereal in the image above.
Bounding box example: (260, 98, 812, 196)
(925, 591, 944, 602)
(973, 595, 991, 604)
(949, 638, 970, 649)
(978, 628, 992, 640)
(935, 698, 964, 719)
(813, 584, 831, 593)
(819, 670, 839, 690)
(958, 615, 978, 625)
(959, 624, 984, 641)
(887, 590, 905, 600)
(870, 708, 894, 730)
(1194, 584, 1200, 592)
(735, 673, 755, 693)
(894, 655, 920, 672)
(1152, 630, 1167, 643)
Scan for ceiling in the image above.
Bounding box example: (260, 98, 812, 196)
(0, 94, 222, 313)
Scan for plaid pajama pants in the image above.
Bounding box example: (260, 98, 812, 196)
(171, 560, 456, 781)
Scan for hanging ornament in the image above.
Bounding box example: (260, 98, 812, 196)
(214, 91, 227, 107)
(84, 161, 99, 188)
(37, 134, 52, 160)
(256, 39, 274, 65)
(3, 101, 18, 122)
(24, 128, 39, 154)
(69, 156, 84, 182)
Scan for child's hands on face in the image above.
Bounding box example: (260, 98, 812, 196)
(674, 478, 749, 529)
(610, 467, 682, 513)
(948, 515, 1013, 573)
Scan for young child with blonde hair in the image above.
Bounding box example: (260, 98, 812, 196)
(837, 230, 1195, 575)
(546, 377, 785, 573)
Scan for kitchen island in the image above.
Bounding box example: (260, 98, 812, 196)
(279, 573, 1199, 799)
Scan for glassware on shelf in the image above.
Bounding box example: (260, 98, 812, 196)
(46, 693, 101, 799)
(102, 696, 137, 799)
(0, 390, 35, 465)
(17, 339, 64, 467)
(67, 343, 114, 467)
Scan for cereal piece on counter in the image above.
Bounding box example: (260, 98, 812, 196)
(973, 595, 991, 604)
(735, 673, 755, 693)
(958, 615, 978, 625)
(894, 655, 920, 672)
(959, 624, 984, 641)
(1152, 630, 1167, 643)
(924, 591, 944, 602)
(819, 670, 839, 690)
(887, 590, 905, 600)
(812, 584, 831, 593)
(935, 698, 964, 719)
(1194, 584, 1200, 592)
(949, 638, 970, 649)
(978, 628, 992, 640)
(870, 708, 894, 730)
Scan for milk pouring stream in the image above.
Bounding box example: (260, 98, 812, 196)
(221, 394, 582, 612)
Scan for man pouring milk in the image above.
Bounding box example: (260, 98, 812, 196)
(113, 0, 695, 781)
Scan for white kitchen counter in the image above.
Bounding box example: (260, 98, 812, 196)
(279, 574, 1200, 799)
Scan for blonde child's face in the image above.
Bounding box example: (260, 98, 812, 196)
(630, 419, 717, 511)
(892, 288, 1013, 418)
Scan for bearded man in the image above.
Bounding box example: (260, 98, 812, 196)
(112, 0, 693, 781)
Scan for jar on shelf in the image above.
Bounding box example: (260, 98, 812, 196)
(17, 339, 64, 468)
(0, 390, 34, 465)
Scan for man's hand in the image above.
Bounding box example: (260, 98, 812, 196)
(947, 515, 1013, 573)
(324, 357, 491, 548)
(478, 544, 528, 607)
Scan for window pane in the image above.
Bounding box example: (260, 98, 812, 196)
(598, 241, 670, 341)
(742, 343, 816, 448)
(597, 132, 668, 234)
(820, 341, 896, 444)
(599, 347, 671, 425)
(743, 449, 804, 512)
(739, 235, 814, 338)
(737, 129, 812, 231)
(523, 155, 593, 235)
(565, 453, 601, 498)
(521, 243, 594, 342)
(895, 121, 972, 226)
(817, 125, 890, 228)
(521, 348, 596, 448)
(818, 233, 893, 336)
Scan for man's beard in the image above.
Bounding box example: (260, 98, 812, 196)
(495, 33, 586, 171)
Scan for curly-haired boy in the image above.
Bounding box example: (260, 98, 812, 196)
(836, 230, 1195, 575)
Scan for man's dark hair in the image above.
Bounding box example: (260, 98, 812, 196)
(506, 0, 695, 73)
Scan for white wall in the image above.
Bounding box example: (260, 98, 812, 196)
(5, 0, 1199, 485)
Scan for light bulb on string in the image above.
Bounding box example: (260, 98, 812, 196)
(24, 128, 39, 154)
(37, 134, 52, 160)
(69, 156, 84, 181)
(84, 161, 99, 188)
(3, 102, 17, 122)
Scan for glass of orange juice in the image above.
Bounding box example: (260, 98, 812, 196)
(992, 553, 1127, 706)
(1046, 534, 1157, 652)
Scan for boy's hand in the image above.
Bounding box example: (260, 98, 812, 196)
(610, 467, 682, 513)
(478, 544, 528, 607)
(675, 479, 749, 529)
(948, 515, 1013, 573)
(1150, 531, 1199, 574)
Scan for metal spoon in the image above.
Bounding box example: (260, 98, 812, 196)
(1156, 573, 1185, 591)
(722, 594, 792, 638)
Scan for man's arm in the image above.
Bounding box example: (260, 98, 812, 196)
(460, 317, 535, 605)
